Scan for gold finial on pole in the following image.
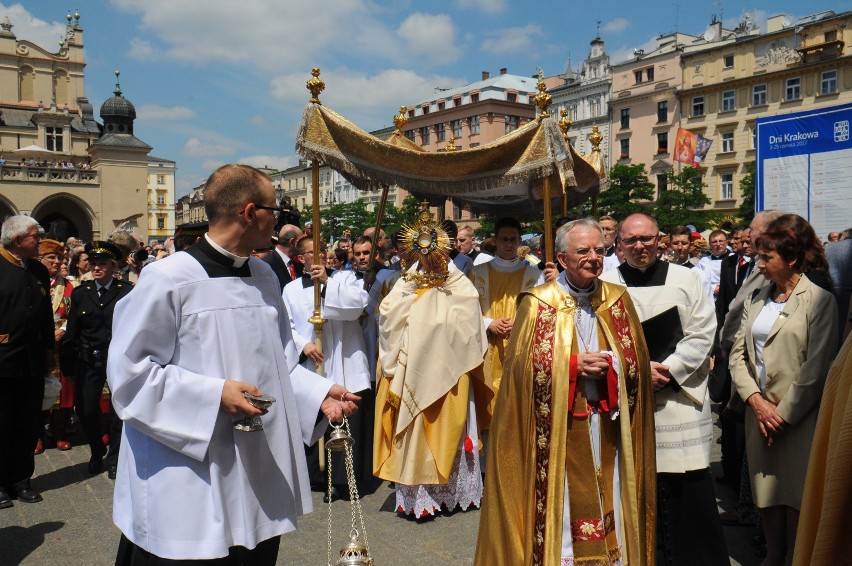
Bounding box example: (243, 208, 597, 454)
(588, 125, 603, 150)
(558, 108, 572, 141)
(533, 68, 552, 121)
(445, 136, 457, 152)
(306, 67, 325, 105)
(393, 106, 408, 135)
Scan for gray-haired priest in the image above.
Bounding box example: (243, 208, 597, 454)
(476, 218, 656, 566)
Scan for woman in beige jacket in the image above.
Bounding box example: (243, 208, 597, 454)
(730, 214, 838, 566)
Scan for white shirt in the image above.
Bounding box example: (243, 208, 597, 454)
(282, 270, 371, 393)
(751, 299, 785, 390)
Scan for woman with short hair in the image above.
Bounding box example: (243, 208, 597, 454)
(730, 214, 839, 566)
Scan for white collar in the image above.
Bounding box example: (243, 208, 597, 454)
(205, 233, 249, 268)
(489, 256, 524, 272)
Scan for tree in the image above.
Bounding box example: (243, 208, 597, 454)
(649, 166, 715, 231)
(597, 164, 655, 220)
(737, 164, 756, 225)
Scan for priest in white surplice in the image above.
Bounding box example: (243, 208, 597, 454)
(282, 235, 375, 499)
(107, 164, 359, 565)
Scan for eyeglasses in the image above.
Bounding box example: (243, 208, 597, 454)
(570, 247, 606, 258)
(254, 205, 285, 220)
(621, 235, 658, 246)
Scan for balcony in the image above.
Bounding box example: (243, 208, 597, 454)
(796, 40, 844, 64)
(0, 165, 99, 184)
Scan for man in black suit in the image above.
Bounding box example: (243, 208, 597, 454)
(263, 224, 303, 291)
(61, 241, 132, 478)
(715, 226, 750, 336)
(0, 216, 54, 507)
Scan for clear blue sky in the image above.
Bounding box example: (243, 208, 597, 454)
(10, 1, 845, 196)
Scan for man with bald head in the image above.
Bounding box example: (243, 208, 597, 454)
(264, 223, 303, 290)
(601, 211, 728, 565)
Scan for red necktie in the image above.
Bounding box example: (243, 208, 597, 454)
(288, 262, 295, 280)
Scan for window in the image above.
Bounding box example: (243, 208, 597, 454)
(646, 67, 654, 82)
(470, 93, 479, 103)
(453, 97, 461, 107)
(720, 174, 734, 200)
(404, 129, 415, 142)
(785, 78, 801, 101)
(657, 132, 668, 154)
(453, 203, 463, 220)
(657, 174, 668, 196)
(752, 84, 767, 106)
(692, 96, 704, 117)
(435, 122, 445, 142)
(722, 90, 736, 112)
(821, 70, 837, 95)
(45, 126, 63, 152)
(724, 54, 734, 68)
(825, 30, 838, 42)
(156, 174, 165, 185)
(438, 101, 445, 111)
(634, 70, 643, 84)
(721, 132, 734, 153)
(422, 105, 429, 115)
(657, 101, 668, 123)
(420, 126, 430, 145)
(505, 115, 519, 133)
(156, 192, 165, 205)
(620, 108, 630, 129)
(408, 109, 415, 118)
(507, 92, 517, 103)
(452, 119, 463, 138)
(620, 138, 630, 159)
(157, 216, 165, 230)
(470, 115, 480, 135)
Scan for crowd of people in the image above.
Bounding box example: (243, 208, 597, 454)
(1, 162, 850, 566)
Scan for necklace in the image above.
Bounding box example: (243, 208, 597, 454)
(575, 300, 596, 353)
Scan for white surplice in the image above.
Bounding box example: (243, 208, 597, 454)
(282, 270, 371, 393)
(107, 252, 332, 560)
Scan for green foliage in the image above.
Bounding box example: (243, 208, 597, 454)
(737, 164, 756, 225)
(648, 166, 715, 231)
(596, 164, 655, 220)
(304, 194, 425, 241)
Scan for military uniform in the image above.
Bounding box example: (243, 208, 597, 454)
(61, 242, 132, 476)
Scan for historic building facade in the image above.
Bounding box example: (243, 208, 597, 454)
(146, 156, 176, 243)
(679, 10, 851, 217)
(0, 11, 156, 241)
(551, 37, 613, 165)
(610, 32, 702, 197)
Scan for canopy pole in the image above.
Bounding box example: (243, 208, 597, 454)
(591, 194, 599, 218)
(543, 176, 553, 264)
(304, 68, 326, 375)
(367, 184, 390, 271)
(561, 193, 568, 218)
(305, 68, 328, 470)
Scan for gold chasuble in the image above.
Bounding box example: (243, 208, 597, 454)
(474, 281, 656, 566)
(793, 335, 852, 566)
(373, 266, 493, 485)
(470, 262, 540, 413)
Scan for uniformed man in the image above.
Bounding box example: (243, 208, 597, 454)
(61, 241, 132, 479)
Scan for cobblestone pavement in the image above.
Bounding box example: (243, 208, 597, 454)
(0, 412, 762, 565)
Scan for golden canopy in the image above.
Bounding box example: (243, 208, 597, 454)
(295, 102, 600, 213)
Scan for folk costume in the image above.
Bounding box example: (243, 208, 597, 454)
(107, 235, 332, 560)
(470, 257, 540, 413)
(474, 274, 656, 566)
(373, 213, 492, 517)
(602, 260, 728, 565)
(282, 268, 374, 489)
